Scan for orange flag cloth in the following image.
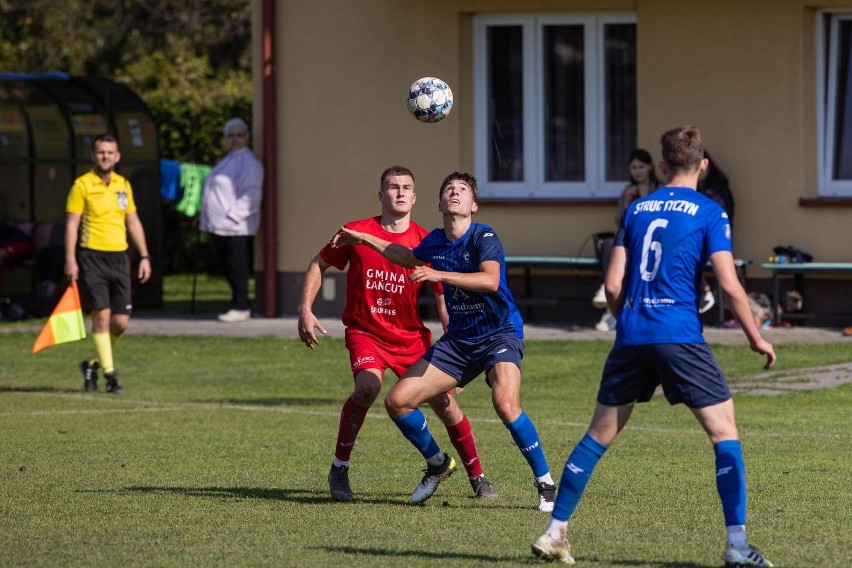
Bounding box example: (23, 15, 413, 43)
(32, 281, 87, 353)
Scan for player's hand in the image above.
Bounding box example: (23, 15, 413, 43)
(751, 338, 776, 370)
(453, 386, 465, 396)
(138, 258, 151, 283)
(410, 266, 440, 284)
(298, 311, 327, 349)
(331, 227, 362, 248)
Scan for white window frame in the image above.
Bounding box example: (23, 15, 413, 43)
(818, 10, 852, 197)
(473, 12, 636, 200)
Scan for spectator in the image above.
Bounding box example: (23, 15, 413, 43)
(696, 150, 736, 314)
(593, 149, 662, 331)
(200, 117, 264, 323)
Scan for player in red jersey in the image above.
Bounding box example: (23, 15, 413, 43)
(298, 166, 497, 503)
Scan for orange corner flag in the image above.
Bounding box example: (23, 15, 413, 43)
(32, 281, 87, 353)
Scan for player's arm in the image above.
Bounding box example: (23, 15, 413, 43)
(433, 291, 449, 333)
(709, 251, 776, 369)
(126, 212, 151, 283)
(64, 212, 81, 282)
(604, 245, 627, 317)
(410, 259, 500, 292)
(297, 254, 332, 348)
(332, 226, 424, 267)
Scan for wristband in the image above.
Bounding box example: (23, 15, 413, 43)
(140, 255, 151, 260)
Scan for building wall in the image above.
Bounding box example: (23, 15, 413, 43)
(253, 0, 852, 319)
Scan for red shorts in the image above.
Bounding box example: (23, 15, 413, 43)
(344, 329, 430, 380)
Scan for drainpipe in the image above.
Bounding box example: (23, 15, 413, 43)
(261, 0, 278, 317)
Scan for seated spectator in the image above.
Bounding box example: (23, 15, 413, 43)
(593, 149, 662, 331)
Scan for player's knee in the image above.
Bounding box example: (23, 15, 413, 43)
(492, 398, 521, 423)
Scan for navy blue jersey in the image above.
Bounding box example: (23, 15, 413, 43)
(413, 222, 524, 341)
(614, 186, 731, 345)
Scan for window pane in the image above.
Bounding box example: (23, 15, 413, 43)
(833, 20, 852, 179)
(544, 25, 585, 182)
(488, 26, 524, 182)
(604, 23, 637, 181)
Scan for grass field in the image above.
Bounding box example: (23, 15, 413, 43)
(1, 322, 851, 567)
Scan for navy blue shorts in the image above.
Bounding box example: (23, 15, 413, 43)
(598, 343, 731, 409)
(422, 331, 524, 388)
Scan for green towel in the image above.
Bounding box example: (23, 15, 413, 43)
(175, 163, 212, 217)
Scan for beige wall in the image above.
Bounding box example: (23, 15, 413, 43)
(254, 0, 852, 313)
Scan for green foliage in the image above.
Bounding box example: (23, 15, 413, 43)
(0, 330, 851, 566)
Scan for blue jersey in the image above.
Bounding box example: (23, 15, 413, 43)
(614, 186, 731, 345)
(413, 222, 524, 341)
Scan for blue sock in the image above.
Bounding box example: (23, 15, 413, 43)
(553, 433, 608, 521)
(715, 439, 747, 526)
(392, 409, 440, 460)
(505, 411, 549, 478)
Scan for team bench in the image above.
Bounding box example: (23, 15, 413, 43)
(504, 255, 751, 325)
(761, 262, 852, 325)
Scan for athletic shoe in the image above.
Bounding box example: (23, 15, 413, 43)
(724, 544, 774, 567)
(328, 464, 353, 502)
(218, 309, 251, 323)
(105, 371, 123, 394)
(531, 532, 575, 564)
(591, 284, 607, 309)
(410, 454, 456, 504)
(80, 359, 100, 392)
(699, 290, 716, 314)
(536, 481, 556, 512)
(469, 474, 498, 500)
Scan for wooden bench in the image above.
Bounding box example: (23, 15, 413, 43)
(504, 256, 601, 320)
(505, 255, 751, 325)
(761, 262, 852, 325)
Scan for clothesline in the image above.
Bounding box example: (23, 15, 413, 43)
(159, 159, 212, 217)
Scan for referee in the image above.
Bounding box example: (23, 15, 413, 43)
(64, 134, 151, 393)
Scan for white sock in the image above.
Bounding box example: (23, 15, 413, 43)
(332, 458, 349, 468)
(727, 525, 747, 549)
(546, 519, 568, 539)
(536, 473, 555, 485)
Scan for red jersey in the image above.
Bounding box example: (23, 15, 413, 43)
(320, 216, 440, 348)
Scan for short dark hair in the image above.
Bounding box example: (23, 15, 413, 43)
(92, 134, 119, 151)
(380, 166, 414, 190)
(439, 171, 478, 202)
(659, 126, 703, 174)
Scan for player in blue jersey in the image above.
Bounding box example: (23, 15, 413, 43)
(333, 171, 556, 510)
(531, 127, 777, 567)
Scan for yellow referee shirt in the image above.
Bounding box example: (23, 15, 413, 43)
(66, 170, 137, 252)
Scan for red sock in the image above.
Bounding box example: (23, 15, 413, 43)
(334, 397, 369, 462)
(445, 414, 484, 478)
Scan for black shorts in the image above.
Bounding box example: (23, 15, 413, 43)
(598, 343, 731, 409)
(77, 248, 132, 314)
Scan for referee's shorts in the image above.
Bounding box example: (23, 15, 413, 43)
(77, 248, 132, 314)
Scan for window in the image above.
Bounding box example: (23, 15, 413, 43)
(819, 12, 852, 197)
(474, 14, 636, 200)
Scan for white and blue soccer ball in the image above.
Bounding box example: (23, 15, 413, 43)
(407, 77, 453, 123)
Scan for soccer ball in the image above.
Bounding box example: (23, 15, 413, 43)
(407, 77, 453, 123)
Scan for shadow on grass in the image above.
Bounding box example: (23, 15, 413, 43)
(314, 544, 527, 564)
(0, 385, 79, 394)
(103, 486, 516, 510)
(110, 486, 425, 507)
(206, 397, 340, 407)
